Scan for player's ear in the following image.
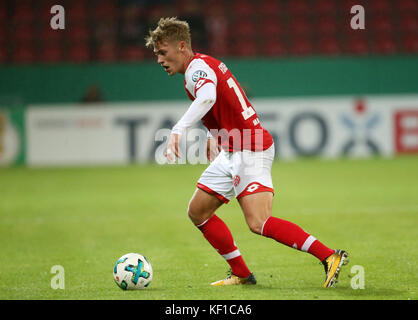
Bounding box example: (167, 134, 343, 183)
(178, 41, 187, 52)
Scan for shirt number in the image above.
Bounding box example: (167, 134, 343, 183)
(227, 77, 255, 120)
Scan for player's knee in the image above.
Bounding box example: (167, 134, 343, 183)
(187, 201, 197, 220)
(247, 220, 263, 235)
(246, 213, 271, 235)
(187, 201, 207, 224)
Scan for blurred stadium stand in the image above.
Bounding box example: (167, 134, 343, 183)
(0, 0, 417, 64)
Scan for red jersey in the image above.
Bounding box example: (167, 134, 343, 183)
(184, 53, 273, 152)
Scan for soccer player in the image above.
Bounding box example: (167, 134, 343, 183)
(145, 17, 348, 287)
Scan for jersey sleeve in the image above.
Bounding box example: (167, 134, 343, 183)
(185, 59, 218, 99)
(171, 82, 217, 135)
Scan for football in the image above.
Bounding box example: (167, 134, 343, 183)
(113, 253, 153, 290)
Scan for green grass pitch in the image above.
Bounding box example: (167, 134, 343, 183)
(0, 156, 417, 300)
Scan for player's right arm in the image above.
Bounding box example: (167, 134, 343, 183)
(166, 60, 218, 162)
(171, 82, 216, 136)
(166, 82, 217, 162)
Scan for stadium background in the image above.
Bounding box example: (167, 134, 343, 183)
(0, 0, 417, 166)
(0, 0, 417, 301)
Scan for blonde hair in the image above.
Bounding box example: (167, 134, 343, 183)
(145, 17, 192, 49)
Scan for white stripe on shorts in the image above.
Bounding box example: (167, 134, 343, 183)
(301, 235, 317, 252)
(222, 249, 241, 260)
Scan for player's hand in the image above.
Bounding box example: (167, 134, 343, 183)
(207, 137, 220, 162)
(165, 133, 181, 163)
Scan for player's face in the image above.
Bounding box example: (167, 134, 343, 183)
(154, 41, 185, 76)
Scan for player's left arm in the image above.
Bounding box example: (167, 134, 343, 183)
(166, 82, 217, 161)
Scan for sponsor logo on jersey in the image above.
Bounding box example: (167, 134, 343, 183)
(192, 70, 207, 82)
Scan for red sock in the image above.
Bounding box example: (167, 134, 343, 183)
(261, 216, 335, 262)
(196, 215, 251, 278)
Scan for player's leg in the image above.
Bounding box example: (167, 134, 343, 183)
(238, 191, 335, 262)
(234, 144, 335, 262)
(238, 189, 349, 287)
(237, 191, 272, 235)
(188, 188, 254, 283)
(187, 187, 223, 226)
